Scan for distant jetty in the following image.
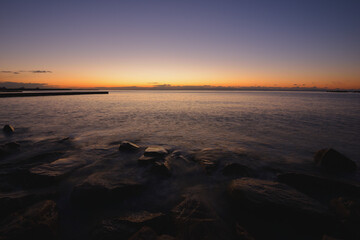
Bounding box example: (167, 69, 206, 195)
(0, 91, 109, 98)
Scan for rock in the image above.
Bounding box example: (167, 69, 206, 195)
(0, 200, 58, 240)
(222, 163, 250, 177)
(0, 190, 56, 220)
(314, 148, 357, 172)
(144, 146, 168, 158)
(92, 211, 169, 240)
(228, 178, 329, 222)
(172, 196, 234, 240)
(3, 125, 15, 134)
(29, 157, 86, 183)
(150, 161, 171, 177)
(119, 141, 140, 152)
(193, 148, 220, 174)
(278, 172, 360, 198)
(138, 155, 160, 164)
(71, 172, 144, 204)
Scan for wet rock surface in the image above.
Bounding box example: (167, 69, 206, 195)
(119, 141, 140, 152)
(228, 178, 328, 217)
(144, 146, 168, 158)
(314, 148, 357, 172)
(71, 171, 145, 204)
(172, 196, 235, 240)
(0, 137, 359, 240)
(29, 157, 86, 183)
(3, 125, 15, 135)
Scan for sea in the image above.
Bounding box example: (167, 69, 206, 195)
(1, 90, 359, 166)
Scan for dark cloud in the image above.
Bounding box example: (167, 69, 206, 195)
(30, 70, 52, 73)
(0, 70, 52, 74)
(0, 81, 50, 88)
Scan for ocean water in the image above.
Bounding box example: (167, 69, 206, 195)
(1, 90, 359, 165)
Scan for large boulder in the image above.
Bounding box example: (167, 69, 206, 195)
(3, 125, 15, 135)
(172, 196, 235, 240)
(0, 200, 58, 240)
(119, 141, 140, 152)
(71, 171, 144, 204)
(228, 178, 329, 221)
(314, 148, 357, 172)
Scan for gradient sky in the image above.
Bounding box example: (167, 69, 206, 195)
(1, 0, 360, 89)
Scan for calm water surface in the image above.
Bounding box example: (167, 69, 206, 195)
(1, 91, 359, 164)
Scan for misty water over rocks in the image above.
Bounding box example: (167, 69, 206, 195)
(0, 91, 360, 239)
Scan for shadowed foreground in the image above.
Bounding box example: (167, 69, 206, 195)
(0, 131, 359, 240)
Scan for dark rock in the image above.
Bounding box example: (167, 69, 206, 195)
(0, 200, 58, 240)
(278, 172, 360, 198)
(314, 148, 357, 172)
(3, 125, 15, 134)
(138, 155, 160, 165)
(193, 148, 220, 174)
(150, 161, 171, 177)
(71, 172, 144, 204)
(222, 163, 250, 177)
(228, 178, 329, 221)
(119, 141, 140, 152)
(29, 157, 86, 183)
(92, 211, 169, 240)
(144, 146, 168, 158)
(0, 190, 56, 220)
(172, 196, 234, 240)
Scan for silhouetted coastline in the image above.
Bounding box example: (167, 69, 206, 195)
(0, 91, 109, 98)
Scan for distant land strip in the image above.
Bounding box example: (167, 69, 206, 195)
(0, 91, 109, 98)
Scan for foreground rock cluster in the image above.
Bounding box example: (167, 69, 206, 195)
(0, 130, 359, 240)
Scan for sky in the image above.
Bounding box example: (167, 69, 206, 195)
(1, 0, 360, 89)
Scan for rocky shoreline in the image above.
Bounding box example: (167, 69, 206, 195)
(0, 125, 359, 240)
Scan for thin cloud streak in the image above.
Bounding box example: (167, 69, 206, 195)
(0, 70, 52, 74)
